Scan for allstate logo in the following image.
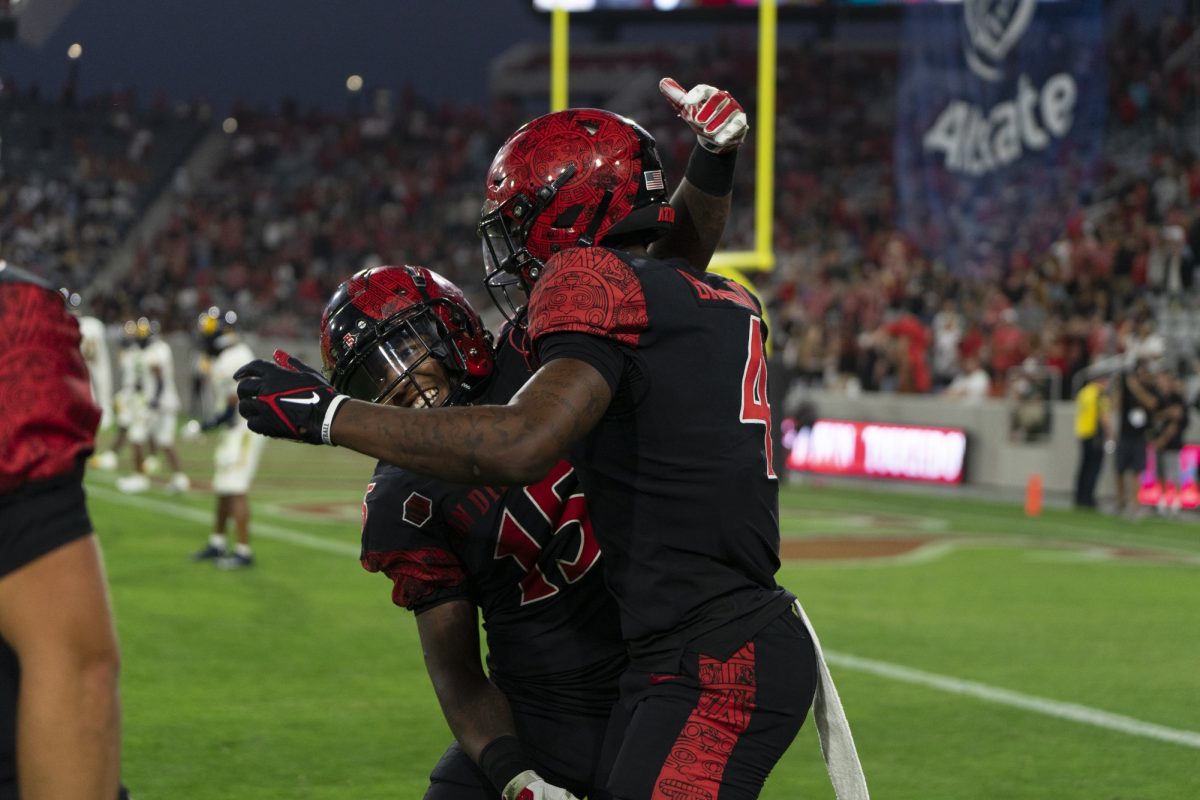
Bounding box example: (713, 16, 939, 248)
(962, 0, 1038, 82)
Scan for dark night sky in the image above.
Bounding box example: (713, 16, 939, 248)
(2, 1, 1168, 113)
(0, 0, 564, 110)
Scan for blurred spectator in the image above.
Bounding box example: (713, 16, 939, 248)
(931, 298, 963, 389)
(1073, 372, 1112, 509)
(1150, 367, 1189, 516)
(989, 309, 1027, 396)
(942, 354, 991, 404)
(1008, 359, 1054, 442)
(1113, 360, 1161, 516)
(883, 308, 932, 394)
(1147, 225, 1195, 298)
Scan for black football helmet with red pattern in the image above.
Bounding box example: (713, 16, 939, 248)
(320, 265, 494, 407)
(478, 108, 674, 308)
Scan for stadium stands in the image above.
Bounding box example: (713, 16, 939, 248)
(2, 9, 1195, 409)
(0, 83, 208, 300)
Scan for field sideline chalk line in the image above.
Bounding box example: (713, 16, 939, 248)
(91, 484, 1200, 750)
(89, 485, 360, 557)
(823, 651, 1200, 749)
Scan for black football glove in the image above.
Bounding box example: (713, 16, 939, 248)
(234, 350, 349, 445)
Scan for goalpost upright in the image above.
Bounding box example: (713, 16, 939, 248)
(548, 0, 778, 278)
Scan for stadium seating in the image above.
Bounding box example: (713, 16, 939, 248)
(3, 11, 1196, 407)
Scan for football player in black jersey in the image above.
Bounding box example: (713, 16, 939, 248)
(236, 82, 859, 798)
(320, 264, 617, 800)
(316, 80, 748, 800)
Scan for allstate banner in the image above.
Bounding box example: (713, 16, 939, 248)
(895, 0, 1106, 264)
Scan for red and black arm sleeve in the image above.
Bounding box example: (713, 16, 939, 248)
(0, 282, 100, 494)
(359, 473, 468, 612)
(527, 247, 650, 392)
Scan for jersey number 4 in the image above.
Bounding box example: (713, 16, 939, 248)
(740, 316, 777, 479)
(494, 460, 602, 605)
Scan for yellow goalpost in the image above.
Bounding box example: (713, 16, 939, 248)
(549, 0, 777, 279)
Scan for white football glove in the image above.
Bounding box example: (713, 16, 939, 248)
(659, 76, 749, 154)
(502, 770, 580, 800)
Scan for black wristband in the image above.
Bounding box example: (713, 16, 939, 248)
(478, 735, 529, 794)
(685, 144, 738, 196)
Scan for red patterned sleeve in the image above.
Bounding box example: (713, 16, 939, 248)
(0, 283, 100, 494)
(361, 547, 468, 611)
(527, 248, 649, 347)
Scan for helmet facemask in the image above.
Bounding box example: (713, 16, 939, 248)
(331, 301, 471, 410)
(479, 163, 578, 288)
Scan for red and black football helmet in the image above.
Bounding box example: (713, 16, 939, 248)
(320, 265, 494, 407)
(478, 108, 674, 316)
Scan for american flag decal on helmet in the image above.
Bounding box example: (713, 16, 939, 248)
(643, 170, 665, 191)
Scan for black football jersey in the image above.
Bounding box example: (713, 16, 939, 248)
(527, 247, 794, 670)
(360, 332, 624, 713)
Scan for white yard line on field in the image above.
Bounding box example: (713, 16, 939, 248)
(88, 485, 360, 557)
(90, 484, 1200, 749)
(824, 651, 1200, 749)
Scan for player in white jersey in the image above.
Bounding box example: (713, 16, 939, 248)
(117, 318, 189, 493)
(91, 320, 143, 471)
(184, 308, 265, 570)
(77, 315, 114, 430)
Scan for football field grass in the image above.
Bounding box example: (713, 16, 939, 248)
(86, 434, 1199, 799)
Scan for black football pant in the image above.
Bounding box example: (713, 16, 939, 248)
(1074, 435, 1105, 508)
(598, 607, 817, 800)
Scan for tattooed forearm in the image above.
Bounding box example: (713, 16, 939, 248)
(329, 358, 613, 486)
(649, 178, 731, 271)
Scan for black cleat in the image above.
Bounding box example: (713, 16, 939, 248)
(215, 553, 254, 570)
(192, 544, 226, 562)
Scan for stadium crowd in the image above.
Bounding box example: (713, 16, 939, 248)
(1, 9, 1196, 411)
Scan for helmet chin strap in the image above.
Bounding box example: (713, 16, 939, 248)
(575, 190, 614, 248)
(539, 163, 578, 204)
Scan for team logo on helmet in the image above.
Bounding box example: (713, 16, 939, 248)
(962, 0, 1037, 82)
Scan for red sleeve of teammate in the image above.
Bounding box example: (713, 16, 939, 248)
(0, 282, 100, 494)
(526, 248, 649, 348)
(362, 546, 469, 612)
(359, 475, 469, 612)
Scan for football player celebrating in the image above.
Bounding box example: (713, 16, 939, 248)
(306, 78, 746, 800)
(237, 81, 866, 798)
(321, 265, 613, 799)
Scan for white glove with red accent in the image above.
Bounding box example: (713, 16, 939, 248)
(502, 770, 580, 800)
(659, 77, 749, 154)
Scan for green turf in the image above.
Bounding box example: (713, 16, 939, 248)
(87, 435, 1200, 798)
